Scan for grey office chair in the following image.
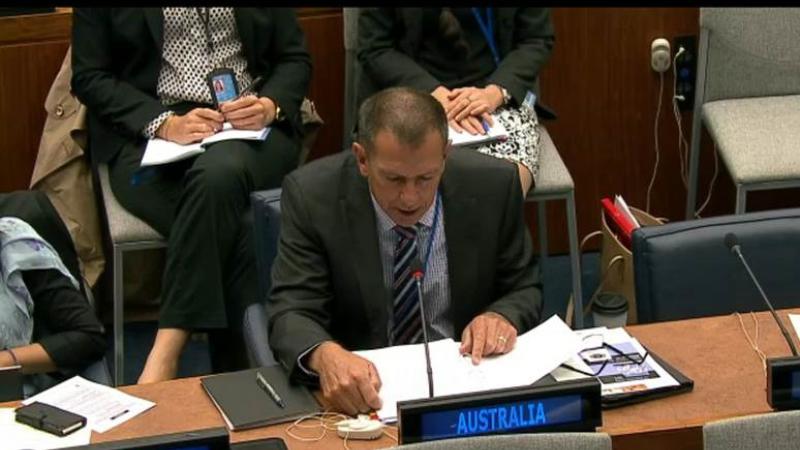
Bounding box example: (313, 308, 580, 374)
(703, 410, 800, 450)
(342, 8, 583, 327)
(685, 8, 800, 218)
(525, 127, 583, 327)
(97, 164, 167, 385)
(392, 433, 612, 450)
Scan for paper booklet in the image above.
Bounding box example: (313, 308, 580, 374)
(355, 315, 583, 423)
(448, 114, 509, 147)
(550, 326, 679, 397)
(141, 122, 270, 167)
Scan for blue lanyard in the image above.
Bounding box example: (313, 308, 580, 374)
(420, 191, 442, 280)
(471, 7, 500, 66)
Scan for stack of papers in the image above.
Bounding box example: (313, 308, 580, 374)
(550, 326, 679, 397)
(356, 315, 582, 423)
(141, 122, 271, 167)
(448, 114, 509, 147)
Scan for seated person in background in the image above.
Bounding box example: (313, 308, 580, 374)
(72, 8, 312, 383)
(267, 87, 543, 415)
(0, 216, 105, 396)
(358, 7, 556, 194)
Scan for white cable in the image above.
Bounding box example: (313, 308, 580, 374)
(735, 311, 767, 375)
(671, 48, 690, 189)
(286, 411, 350, 445)
(285, 411, 397, 449)
(694, 143, 719, 218)
(646, 70, 665, 213)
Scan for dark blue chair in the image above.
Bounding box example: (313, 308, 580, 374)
(633, 207, 800, 323)
(243, 188, 283, 367)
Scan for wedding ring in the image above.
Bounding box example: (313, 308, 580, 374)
(497, 335, 507, 344)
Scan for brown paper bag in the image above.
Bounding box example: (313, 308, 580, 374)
(566, 207, 664, 327)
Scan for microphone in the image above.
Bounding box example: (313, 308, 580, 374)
(724, 233, 798, 356)
(410, 256, 434, 398)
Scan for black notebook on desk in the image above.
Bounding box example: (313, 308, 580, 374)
(201, 366, 320, 431)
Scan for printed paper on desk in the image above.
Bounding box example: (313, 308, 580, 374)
(357, 314, 582, 423)
(550, 327, 679, 396)
(789, 314, 800, 341)
(22, 376, 155, 433)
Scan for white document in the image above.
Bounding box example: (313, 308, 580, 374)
(141, 122, 271, 167)
(357, 314, 582, 423)
(1, 407, 91, 450)
(448, 115, 509, 147)
(22, 376, 155, 433)
(789, 314, 800, 342)
(614, 195, 640, 228)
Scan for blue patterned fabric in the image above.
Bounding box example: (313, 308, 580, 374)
(0, 217, 78, 349)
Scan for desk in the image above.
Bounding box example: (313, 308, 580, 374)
(9, 309, 800, 449)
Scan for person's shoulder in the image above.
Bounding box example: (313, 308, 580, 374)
(285, 151, 355, 197)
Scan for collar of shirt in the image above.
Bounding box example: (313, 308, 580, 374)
(369, 191, 438, 232)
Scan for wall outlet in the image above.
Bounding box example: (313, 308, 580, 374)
(651, 38, 671, 73)
(673, 35, 697, 111)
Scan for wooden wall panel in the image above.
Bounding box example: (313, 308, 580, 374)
(297, 8, 345, 161)
(0, 10, 70, 192)
(535, 7, 702, 252)
(3, 8, 798, 255)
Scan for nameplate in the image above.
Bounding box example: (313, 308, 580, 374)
(397, 378, 602, 444)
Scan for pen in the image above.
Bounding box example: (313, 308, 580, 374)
(256, 371, 285, 409)
(109, 409, 129, 420)
(481, 119, 491, 133)
(232, 75, 264, 102)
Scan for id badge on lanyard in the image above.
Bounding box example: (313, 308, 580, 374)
(471, 7, 500, 66)
(196, 8, 237, 107)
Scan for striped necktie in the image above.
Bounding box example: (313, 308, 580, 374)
(392, 225, 422, 345)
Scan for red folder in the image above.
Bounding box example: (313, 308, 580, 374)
(601, 197, 636, 249)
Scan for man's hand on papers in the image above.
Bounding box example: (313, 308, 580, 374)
(157, 108, 224, 144)
(309, 341, 383, 416)
(221, 95, 276, 129)
(459, 312, 518, 365)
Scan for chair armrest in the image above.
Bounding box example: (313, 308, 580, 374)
(243, 302, 277, 367)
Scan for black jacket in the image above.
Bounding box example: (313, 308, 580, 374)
(357, 8, 555, 117)
(0, 191, 105, 371)
(71, 8, 312, 164)
(267, 149, 543, 383)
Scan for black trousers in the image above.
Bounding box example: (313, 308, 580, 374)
(108, 127, 299, 371)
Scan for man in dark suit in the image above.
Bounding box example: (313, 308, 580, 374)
(268, 87, 542, 415)
(71, 8, 311, 383)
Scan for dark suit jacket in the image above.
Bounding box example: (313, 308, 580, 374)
(267, 149, 543, 383)
(71, 8, 312, 164)
(356, 8, 555, 117)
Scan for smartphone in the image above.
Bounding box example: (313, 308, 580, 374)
(0, 364, 22, 402)
(206, 68, 239, 108)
